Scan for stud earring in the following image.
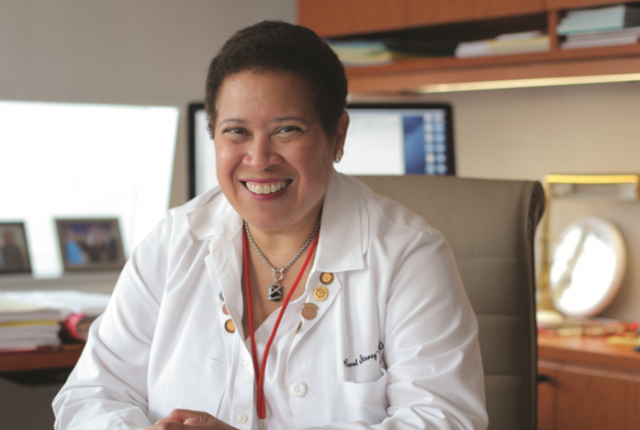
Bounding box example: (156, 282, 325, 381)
(334, 149, 343, 163)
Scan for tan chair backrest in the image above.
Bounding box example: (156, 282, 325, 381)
(355, 175, 545, 430)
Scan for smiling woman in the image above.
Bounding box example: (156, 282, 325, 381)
(53, 21, 488, 430)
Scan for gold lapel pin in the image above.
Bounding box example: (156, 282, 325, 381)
(313, 286, 329, 301)
(301, 303, 319, 320)
(320, 272, 334, 285)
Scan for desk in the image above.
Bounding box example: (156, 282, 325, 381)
(0, 347, 82, 373)
(2, 337, 639, 427)
(538, 336, 640, 430)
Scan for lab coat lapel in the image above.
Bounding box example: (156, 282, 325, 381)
(290, 171, 366, 351)
(189, 192, 246, 363)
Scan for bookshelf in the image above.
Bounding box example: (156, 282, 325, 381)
(298, 0, 640, 93)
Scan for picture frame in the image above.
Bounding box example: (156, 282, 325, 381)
(55, 218, 126, 272)
(0, 222, 32, 274)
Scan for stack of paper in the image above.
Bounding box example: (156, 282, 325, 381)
(0, 290, 111, 350)
(0, 297, 64, 351)
(328, 41, 396, 66)
(558, 5, 640, 34)
(327, 40, 456, 66)
(558, 5, 640, 49)
(1, 290, 111, 317)
(455, 31, 550, 58)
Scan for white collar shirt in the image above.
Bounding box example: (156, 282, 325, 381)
(53, 171, 488, 430)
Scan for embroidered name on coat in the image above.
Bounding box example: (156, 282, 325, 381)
(343, 341, 384, 368)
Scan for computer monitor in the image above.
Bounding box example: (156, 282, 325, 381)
(188, 102, 455, 199)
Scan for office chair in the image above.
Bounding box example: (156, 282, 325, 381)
(356, 175, 545, 430)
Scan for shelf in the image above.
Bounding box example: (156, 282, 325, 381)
(346, 43, 640, 93)
(300, 0, 640, 94)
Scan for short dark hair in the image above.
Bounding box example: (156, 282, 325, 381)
(205, 21, 348, 138)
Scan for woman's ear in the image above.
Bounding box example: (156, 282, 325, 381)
(333, 111, 350, 161)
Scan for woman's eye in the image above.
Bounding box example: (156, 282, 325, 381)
(225, 127, 246, 135)
(279, 126, 301, 134)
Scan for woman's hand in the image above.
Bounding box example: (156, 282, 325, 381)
(148, 409, 239, 429)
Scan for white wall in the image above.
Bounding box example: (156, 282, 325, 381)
(355, 81, 640, 320)
(0, 0, 296, 209)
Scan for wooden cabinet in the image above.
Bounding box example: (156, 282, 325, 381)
(298, 0, 407, 37)
(405, 0, 545, 28)
(299, 0, 546, 37)
(538, 336, 640, 430)
(298, 0, 640, 94)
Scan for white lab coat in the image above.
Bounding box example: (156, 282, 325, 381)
(53, 171, 488, 430)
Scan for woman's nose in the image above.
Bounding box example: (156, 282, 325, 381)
(243, 135, 281, 171)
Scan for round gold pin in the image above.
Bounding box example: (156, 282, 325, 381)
(222, 304, 229, 315)
(320, 272, 334, 285)
(313, 286, 329, 301)
(301, 303, 319, 320)
(224, 319, 236, 333)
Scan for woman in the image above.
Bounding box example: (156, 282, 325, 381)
(54, 21, 488, 430)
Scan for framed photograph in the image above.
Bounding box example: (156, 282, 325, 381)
(0, 222, 32, 274)
(55, 218, 126, 272)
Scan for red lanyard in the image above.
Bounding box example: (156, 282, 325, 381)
(242, 226, 320, 423)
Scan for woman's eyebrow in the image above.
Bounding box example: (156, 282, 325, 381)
(219, 118, 246, 125)
(271, 116, 309, 124)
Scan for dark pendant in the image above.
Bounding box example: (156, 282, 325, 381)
(268, 283, 282, 301)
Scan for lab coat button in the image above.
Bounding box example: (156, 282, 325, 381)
(291, 381, 307, 397)
(224, 319, 236, 333)
(313, 286, 328, 301)
(320, 272, 334, 285)
(236, 413, 248, 423)
(244, 355, 251, 366)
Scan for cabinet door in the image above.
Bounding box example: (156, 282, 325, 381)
(546, 0, 626, 10)
(406, 0, 545, 27)
(538, 362, 557, 430)
(298, 0, 407, 37)
(554, 363, 640, 430)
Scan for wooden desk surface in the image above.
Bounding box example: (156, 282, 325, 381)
(538, 335, 640, 372)
(0, 348, 82, 373)
(1, 336, 638, 373)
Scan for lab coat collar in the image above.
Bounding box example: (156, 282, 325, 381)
(186, 170, 366, 273)
(187, 190, 243, 250)
(315, 171, 365, 273)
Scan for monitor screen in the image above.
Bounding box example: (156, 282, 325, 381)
(188, 102, 455, 199)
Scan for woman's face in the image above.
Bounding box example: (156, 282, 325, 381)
(213, 70, 348, 234)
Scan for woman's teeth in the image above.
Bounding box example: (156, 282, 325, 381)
(245, 181, 288, 195)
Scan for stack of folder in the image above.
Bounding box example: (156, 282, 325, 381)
(455, 31, 550, 58)
(558, 4, 640, 49)
(0, 290, 111, 351)
(327, 40, 456, 66)
(0, 296, 64, 351)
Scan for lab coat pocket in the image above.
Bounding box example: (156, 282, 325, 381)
(343, 369, 389, 424)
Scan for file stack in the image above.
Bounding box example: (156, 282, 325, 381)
(327, 40, 456, 66)
(0, 296, 64, 351)
(0, 290, 111, 350)
(558, 5, 640, 49)
(455, 31, 550, 58)
(328, 41, 396, 66)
